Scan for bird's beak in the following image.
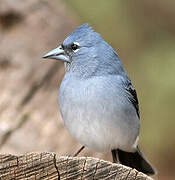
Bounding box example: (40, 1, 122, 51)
(42, 45, 70, 63)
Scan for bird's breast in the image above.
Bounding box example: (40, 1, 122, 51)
(59, 74, 140, 152)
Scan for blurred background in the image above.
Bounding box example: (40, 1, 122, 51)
(0, 0, 174, 179)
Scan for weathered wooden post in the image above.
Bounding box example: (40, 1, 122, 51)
(0, 152, 153, 179)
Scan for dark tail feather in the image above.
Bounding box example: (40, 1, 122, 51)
(117, 146, 156, 176)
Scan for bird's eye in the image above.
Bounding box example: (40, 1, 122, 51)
(71, 42, 79, 51)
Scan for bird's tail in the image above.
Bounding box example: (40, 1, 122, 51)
(117, 146, 156, 176)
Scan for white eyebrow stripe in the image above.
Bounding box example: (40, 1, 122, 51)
(74, 42, 80, 46)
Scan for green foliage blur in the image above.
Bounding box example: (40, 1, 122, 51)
(62, 0, 175, 179)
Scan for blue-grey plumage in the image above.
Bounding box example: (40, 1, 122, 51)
(43, 24, 156, 175)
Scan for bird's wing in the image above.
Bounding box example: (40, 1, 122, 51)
(111, 51, 140, 119)
(126, 81, 140, 119)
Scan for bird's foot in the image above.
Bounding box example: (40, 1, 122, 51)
(73, 146, 85, 157)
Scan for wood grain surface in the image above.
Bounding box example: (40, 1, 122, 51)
(0, 152, 153, 180)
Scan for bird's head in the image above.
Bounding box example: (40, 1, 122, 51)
(43, 24, 120, 76)
(43, 24, 108, 63)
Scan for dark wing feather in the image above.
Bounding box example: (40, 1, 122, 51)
(126, 82, 140, 119)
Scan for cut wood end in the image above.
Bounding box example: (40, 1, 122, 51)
(0, 152, 153, 180)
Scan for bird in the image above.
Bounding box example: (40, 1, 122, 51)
(43, 24, 156, 175)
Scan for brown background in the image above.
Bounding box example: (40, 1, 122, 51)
(0, 0, 174, 180)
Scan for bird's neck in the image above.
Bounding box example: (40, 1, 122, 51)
(64, 60, 100, 79)
(64, 60, 124, 79)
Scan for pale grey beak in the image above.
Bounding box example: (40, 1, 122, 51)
(43, 45, 70, 62)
